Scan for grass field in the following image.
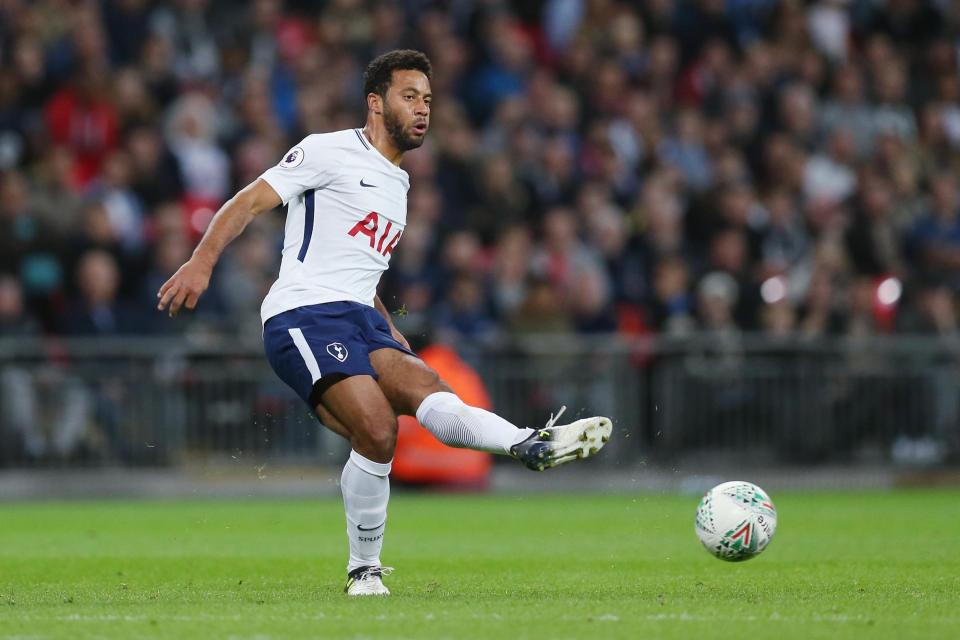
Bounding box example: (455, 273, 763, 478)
(0, 489, 957, 639)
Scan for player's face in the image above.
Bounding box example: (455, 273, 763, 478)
(382, 69, 431, 151)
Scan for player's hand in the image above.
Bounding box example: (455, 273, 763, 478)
(157, 257, 212, 317)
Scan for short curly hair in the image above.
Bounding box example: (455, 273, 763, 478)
(363, 49, 432, 99)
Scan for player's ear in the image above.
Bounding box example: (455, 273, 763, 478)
(367, 92, 382, 115)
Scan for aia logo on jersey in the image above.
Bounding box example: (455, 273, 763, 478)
(348, 211, 402, 257)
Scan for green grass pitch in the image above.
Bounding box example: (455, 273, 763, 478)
(1, 489, 957, 639)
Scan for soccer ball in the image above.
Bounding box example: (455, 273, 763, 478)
(695, 481, 777, 561)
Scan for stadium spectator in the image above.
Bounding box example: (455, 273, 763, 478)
(804, 127, 858, 206)
(648, 254, 694, 335)
(61, 249, 138, 335)
(797, 266, 844, 338)
(0, 170, 63, 307)
(433, 273, 498, 344)
(0, 0, 956, 344)
(909, 171, 960, 291)
(0, 275, 38, 337)
(43, 63, 119, 186)
(845, 169, 907, 279)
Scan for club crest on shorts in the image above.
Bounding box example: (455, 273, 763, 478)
(327, 342, 349, 362)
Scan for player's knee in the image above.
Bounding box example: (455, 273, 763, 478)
(419, 367, 447, 393)
(352, 419, 397, 462)
(402, 369, 448, 415)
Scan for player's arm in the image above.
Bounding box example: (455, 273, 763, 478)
(374, 295, 411, 351)
(157, 178, 281, 317)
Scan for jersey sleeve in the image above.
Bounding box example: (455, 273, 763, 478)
(259, 135, 336, 204)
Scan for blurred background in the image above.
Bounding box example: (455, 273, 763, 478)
(1, 0, 960, 496)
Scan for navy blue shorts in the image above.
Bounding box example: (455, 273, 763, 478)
(263, 301, 416, 405)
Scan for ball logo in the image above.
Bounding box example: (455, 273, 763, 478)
(327, 342, 348, 362)
(279, 146, 304, 168)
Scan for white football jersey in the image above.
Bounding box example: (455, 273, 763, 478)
(258, 128, 409, 323)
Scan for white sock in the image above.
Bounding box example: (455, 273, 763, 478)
(415, 391, 534, 454)
(340, 450, 391, 573)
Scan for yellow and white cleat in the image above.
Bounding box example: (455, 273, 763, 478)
(345, 566, 392, 596)
(510, 407, 613, 471)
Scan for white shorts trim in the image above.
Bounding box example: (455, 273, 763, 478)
(288, 327, 322, 384)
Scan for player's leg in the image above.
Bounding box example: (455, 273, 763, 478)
(311, 377, 395, 592)
(312, 400, 350, 439)
(369, 347, 613, 470)
(370, 348, 530, 452)
(312, 376, 395, 596)
(315, 375, 396, 462)
(262, 306, 396, 595)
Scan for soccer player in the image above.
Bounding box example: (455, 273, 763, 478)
(157, 50, 612, 596)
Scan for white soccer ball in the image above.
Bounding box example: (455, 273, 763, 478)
(694, 480, 777, 561)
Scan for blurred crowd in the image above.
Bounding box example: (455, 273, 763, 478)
(3, 0, 960, 345)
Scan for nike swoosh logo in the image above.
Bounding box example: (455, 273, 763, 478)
(360, 179, 377, 188)
(357, 521, 385, 531)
